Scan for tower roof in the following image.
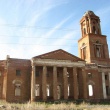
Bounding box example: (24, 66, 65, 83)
(83, 10, 97, 17)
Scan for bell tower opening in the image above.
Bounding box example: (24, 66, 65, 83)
(78, 11, 109, 64)
(81, 43, 86, 60)
(93, 26, 97, 34)
(80, 10, 102, 37)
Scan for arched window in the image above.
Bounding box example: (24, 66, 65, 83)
(15, 84, 21, 96)
(57, 85, 61, 99)
(35, 84, 40, 96)
(96, 45, 101, 57)
(83, 47, 86, 59)
(88, 85, 93, 96)
(84, 28, 86, 35)
(94, 40, 103, 58)
(81, 43, 86, 60)
(93, 26, 97, 34)
(47, 85, 50, 96)
(57, 72, 60, 77)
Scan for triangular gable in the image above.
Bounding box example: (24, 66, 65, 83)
(33, 49, 84, 62)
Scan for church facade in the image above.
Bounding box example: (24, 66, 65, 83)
(0, 11, 110, 102)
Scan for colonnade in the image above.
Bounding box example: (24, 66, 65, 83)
(31, 65, 87, 101)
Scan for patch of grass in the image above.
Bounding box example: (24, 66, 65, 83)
(0, 100, 110, 110)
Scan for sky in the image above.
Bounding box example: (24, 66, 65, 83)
(0, 0, 110, 60)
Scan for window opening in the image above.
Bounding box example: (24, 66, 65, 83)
(84, 28, 86, 35)
(57, 72, 60, 77)
(47, 85, 50, 96)
(35, 84, 40, 96)
(46, 72, 49, 77)
(81, 43, 86, 60)
(16, 70, 21, 76)
(15, 84, 21, 96)
(96, 46, 101, 57)
(88, 85, 93, 96)
(36, 70, 40, 77)
(105, 75, 108, 80)
(83, 47, 86, 59)
(57, 85, 61, 99)
(93, 26, 97, 34)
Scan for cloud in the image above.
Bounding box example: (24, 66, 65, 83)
(26, 0, 69, 27)
(37, 15, 73, 43)
(0, 0, 75, 60)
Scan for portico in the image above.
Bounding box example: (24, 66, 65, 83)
(31, 49, 87, 101)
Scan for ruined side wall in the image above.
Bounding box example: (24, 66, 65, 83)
(6, 58, 31, 102)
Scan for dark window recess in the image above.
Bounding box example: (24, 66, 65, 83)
(16, 70, 21, 76)
(36, 71, 40, 77)
(105, 75, 108, 80)
(83, 47, 86, 60)
(84, 28, 86, 35)
(46, 72, 49, 77)
(57, 72, 60, 77)
(93, 26, 97, 34)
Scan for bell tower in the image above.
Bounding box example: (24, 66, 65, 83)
(78, 11, 109, 64)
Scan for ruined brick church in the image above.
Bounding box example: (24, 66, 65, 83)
(0, 11, 110, 102)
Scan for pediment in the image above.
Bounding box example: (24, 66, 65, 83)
(33, 49, 84, 62)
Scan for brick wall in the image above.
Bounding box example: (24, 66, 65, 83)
(6, 58, 31, 102)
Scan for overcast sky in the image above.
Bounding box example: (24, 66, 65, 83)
(0, 0, 110, 60)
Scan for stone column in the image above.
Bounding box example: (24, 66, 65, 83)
(73, 67, 78, 99)
(63, 67, 68, 99)
(108, 73, 110, 95)
(108, 73, 110, 88)
(42, 66, 47, 101)
(53, 66, 57, 100)
(98, 21, 102, 34)
(85, 18, 88, 34)
(82, 68, 88, 99)
(31, 66, 36, 101)
(102, 72, 107, 99)
(89, 18, 92, 33)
